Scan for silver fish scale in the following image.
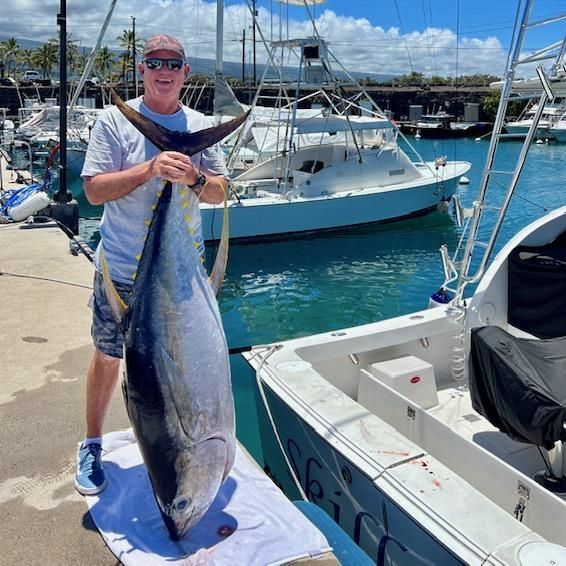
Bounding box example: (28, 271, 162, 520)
(123, 182, 236, 540)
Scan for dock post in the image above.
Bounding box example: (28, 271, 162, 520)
(49, 199, 79, 235)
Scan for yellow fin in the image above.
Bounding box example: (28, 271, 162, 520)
(100, 247, 128, 324)
(208, 178, 229, 296)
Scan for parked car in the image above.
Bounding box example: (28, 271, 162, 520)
(23, 70, 42, 82)
(0, 77, 16, 86)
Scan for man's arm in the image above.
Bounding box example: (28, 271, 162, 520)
(84, 160, 154, 205)
(84, 151, 210, 205)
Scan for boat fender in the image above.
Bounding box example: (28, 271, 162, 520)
(8, 191, 51, 222)
(428, 287, 452, 308)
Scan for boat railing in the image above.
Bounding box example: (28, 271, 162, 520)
(441, 0, 566, 305)
(231, 0, 436, 180)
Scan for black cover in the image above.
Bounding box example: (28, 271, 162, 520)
(508, 231, 566, 339)
(469, 326, 566, 450)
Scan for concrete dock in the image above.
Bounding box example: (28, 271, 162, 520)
(0, 220, 130, 564)
(0, 190, 339, 563)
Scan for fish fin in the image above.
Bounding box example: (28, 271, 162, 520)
(207, 178, 229, 296)
(100, 247, 128, 326)
(111, 89, 250, 156)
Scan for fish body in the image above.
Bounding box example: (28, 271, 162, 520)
(121, 182, 236, 539)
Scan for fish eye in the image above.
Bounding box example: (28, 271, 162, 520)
(174, 497, 191, 512)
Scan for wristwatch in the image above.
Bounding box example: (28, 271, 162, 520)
(188, 173, 206, 189)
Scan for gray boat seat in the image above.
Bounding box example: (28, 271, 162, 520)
(469, 325, 566, 492)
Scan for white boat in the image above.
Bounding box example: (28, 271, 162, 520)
(202, 112, 469, 240)
(503, 100, 565, 139)
(15, 103, 101, 183)
(244, 3, 566, 563)
(202, 1, 470, 241)
(0, 107, 14, 143)
(547, 108, 566, 142)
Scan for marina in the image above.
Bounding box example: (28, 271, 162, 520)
(3, 0, 566, 564)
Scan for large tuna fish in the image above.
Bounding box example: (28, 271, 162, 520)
(103, 93, 248, 539)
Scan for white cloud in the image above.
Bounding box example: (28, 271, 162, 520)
(0, 0, 508, 77)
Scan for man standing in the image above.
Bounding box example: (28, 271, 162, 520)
(75, 34, 229, 495)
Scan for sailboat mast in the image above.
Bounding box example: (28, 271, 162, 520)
(216, 0, 224, 79)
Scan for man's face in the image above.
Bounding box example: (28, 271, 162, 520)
(139, 49, 189, 104)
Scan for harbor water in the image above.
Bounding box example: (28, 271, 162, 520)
(72, 136, 566, 462)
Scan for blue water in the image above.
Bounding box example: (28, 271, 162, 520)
(71, 137, 566, 461)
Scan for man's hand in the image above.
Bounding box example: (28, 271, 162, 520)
(150, 151, 200, 185)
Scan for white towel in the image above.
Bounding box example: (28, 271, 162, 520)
(85, 430, 332, 565)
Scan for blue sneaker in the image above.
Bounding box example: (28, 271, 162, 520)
(74, 443, 107, 495)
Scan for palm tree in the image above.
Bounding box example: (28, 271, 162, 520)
(0, 38, 19, 78)
(4, 38, 19, 76)
(116, 29, 143, 82)
(17, 48, 34, 73)
(32, 42, 58, 78)
(67, 41, 80, 76)
(116, 50, 131, 82)
(95, 46, 115, 80)
(48, 32, 81, 77)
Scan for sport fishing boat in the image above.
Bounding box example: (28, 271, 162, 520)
(503, 100, 565, 140)
(244, 2, 566, 562)
(201, 0, 470, 242)
(400, 111, 490, 139)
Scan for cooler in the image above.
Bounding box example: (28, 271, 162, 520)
(367, 355, 438, 409)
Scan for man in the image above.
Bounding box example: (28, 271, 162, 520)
(75, 34, 229, 495)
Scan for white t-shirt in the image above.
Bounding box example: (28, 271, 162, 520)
(82, 96, 228, 284)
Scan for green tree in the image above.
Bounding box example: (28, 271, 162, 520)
(0, 38, 19, 78)
(395, 72, 426, 86)
(429, 75, 449, 86)
(48, 33, 81, 76)
(32, 42, 59, 78)
(95, 45, 115, 80)
(458, 74, 501, 87)
(116, 49, 131, 82)
(116, 29, 144, 82)
(3, 38, 19, 76)
(17, 48, 34, 72)
(481, 91, 525, 121)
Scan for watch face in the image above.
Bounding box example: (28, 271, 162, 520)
(190, 174, 206, 188)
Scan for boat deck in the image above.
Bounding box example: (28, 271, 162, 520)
(430, 385, 551, 484)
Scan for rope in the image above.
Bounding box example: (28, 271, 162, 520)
(251, 345, 309, 501)
(394, 0, 415, 73)
(0, 269, 92, 290)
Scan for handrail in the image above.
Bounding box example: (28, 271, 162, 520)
(444, 0, 566, 305)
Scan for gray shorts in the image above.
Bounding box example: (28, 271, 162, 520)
(90, 271, 133, 358)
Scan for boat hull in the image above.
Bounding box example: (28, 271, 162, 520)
(201, 165, 468, 241)
(401, 124, 491, 139)
(256, 383, 464, 564)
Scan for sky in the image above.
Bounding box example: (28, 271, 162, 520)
(1, 0, 565, 78)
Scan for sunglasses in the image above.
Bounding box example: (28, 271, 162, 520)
(143, 58, 185, 71)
